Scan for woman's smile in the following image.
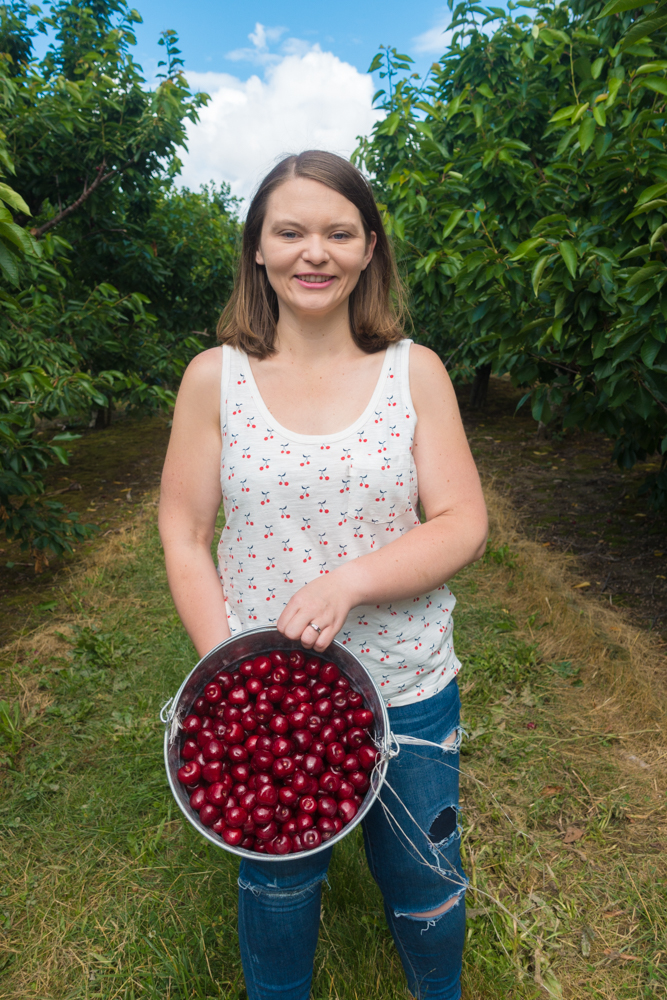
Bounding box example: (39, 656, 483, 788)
(294, 272, 336, 288)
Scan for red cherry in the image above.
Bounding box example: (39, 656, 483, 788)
(193, 696, 210, 715)
(245, 677, 264, 697)
(201, 760, 223, 783)
(280, 692, 299, 713)
(231, 762, 251, 782)
(288, 710, 310, 730)
(204, 682, 223, 704)
(319, 724, 337, 744)
(279, 786, 299, 807)
(302, 828, 322, 850)
(228, 744, 249, 763)
(275, 803, 292, 823)
(332, 691, 348, 710)
(306, 714, 323, 734)
(226, 722, 245, 745)
(182, 714, 202, 735)
(213, 721, 228, 738)
(181, 740, 199, 761)
(254, 701, 273, 722)
(272, 833, 293, 854)
(233, 782, 249, 799)
(292, 833, 304, 852)
(271, 666, 290, 685)
(296, 811, 314, 831)
(222, 827, 243, 845)
(330, 715, 347, 735)
(205, 782, 228, 807)
(338, 799, 359, 823)
(305, 657, 321, 676)
(244, 734, 260, 753)
(255, 735, 274, 751)
(348, 771, 370, 792)
(347, 727, 366, 749)
(348, 691, 363, 709)
(289, 650, 306, 669)
(240, 790, 257, 811)
(226, 805, 249, 828)
(196, 726, 214, 748)
(342, 754, 360, 772)
(319, 662, 339, 684)
(240, 834, 256, 849)
(256, 783, 278, 806)
(223, 705, 242, 724)
(317, 796, 337, 818)
(272, 756, 296, 779)
(291, 685, 311, 703)
(300, 795, 317, 814)
(309, 740, 326, 758)
(190, 787, 207, 811)
(353, 708, 374, 727)
(313, 698, 333, 718)
(200, 803, 222, 826)
(292, 729, 313, 751)
(336, 779, 355, 800)
(319, 771, 341, 794)
(282, 818, 299, 835)
(325, 742, 345, 766)
(303, 754, 324, 776)
(317, 816, 337, 835)
(358, 745, 379, 770)
(252, 803, 274, 824)
(269, 714, 289, 736)
(255, 773, 273, 787)
(229, 686, 249, 707)
(312, 683, 331, 700)
(255, 821, 278, 841)
(251, 750, 275, 771)
(252, 655, 272, 678)
(215, 671, 235, 692)
(266, 684, 286, 704)
(270, 736, 293, 757)
(177, 760, 201, 785)
(202, 738, 225, 762)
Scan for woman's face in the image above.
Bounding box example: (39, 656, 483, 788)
(255, 176, 376, 323)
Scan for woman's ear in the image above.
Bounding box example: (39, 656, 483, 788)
(255, 247, 265, 266)
(362, 231, 377, 270)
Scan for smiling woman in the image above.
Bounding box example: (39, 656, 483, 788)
(158, 150, 488, 1000)
(217, 150, 404, 357)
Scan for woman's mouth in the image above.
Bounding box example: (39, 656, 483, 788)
(294, 273, 336, 288)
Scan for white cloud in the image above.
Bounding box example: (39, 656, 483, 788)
(226, 22, 287, 65)
(180, 47, 381, 206)
(412, 15, 454, 55)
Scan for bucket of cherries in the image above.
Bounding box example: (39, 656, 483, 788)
(161, 627, 390, 859)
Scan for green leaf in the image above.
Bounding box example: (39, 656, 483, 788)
(651, 223, 667, 248)
(367, 53, 384, 73)
(639, 76, 667, 95)
(532, 254, 551, 296)
(627, 262, 664, 287)
(641, 336, 662, 367)
(559, 241, 579, 278)
(626, 198, 667, 219)
(549, 104, 578, 123)
(578, 116, 596, 152)
(634, 60, 667, 74)
(509, 237, 546, 260)
(442, 209, 466, 239)
(592, 105, 607, 127)
(0, 183, 30, 216)
(591, 57, 606, 79)
(623, 10, 667, 46)
(0, 239, 19, 285)
(636, 181, 667, 207)
(597, 0, 649, 17)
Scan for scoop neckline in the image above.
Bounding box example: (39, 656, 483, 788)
(240, 344, 396, 444)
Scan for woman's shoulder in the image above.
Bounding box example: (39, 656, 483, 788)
(181, 346, 223, 390)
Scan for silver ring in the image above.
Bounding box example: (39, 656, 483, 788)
(308, 622, 322, 633)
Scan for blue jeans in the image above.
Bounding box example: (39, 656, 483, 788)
(237, 681, 466, 1000)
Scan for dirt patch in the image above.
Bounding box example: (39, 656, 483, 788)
(456, 376, 667, 644)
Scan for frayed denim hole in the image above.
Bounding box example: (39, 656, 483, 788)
(394, 886, 466, 929)
(237, 873, 329, 901)
(428, 805, 457, 843)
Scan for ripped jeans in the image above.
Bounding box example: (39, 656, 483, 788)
(237, 680, 466, 1000)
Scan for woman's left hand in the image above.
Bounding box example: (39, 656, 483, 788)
(277, 573, 355, 653)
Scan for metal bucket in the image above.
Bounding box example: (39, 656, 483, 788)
(161, 626, 390, 861)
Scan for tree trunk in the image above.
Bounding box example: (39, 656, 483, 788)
(94, 403, 114, 429)
(469, 364, 492, 409)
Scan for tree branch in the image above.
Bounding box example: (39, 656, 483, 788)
(31, 157, 136, 239)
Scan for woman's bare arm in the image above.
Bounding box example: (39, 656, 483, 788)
(277, 344, 488, 651)
(158, 348, 231, 658)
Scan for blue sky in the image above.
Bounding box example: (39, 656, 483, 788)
(129, 1, 457, 83)
(32, 1, 502, 205)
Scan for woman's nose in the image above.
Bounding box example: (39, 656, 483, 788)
(302, 236, 329, 265)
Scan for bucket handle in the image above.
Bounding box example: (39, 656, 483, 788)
(160, 696, 175, 725)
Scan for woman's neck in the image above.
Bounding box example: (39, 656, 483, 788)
(273, 301, 363, 366)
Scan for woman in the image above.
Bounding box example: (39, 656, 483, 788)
(159, 150, 488, 1000)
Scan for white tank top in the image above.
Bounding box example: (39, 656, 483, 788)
(217, 338, 461, 708)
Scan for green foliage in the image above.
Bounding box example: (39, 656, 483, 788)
(0, 0, 240, 560)
(357, 0, 667, 505)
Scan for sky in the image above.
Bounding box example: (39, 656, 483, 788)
(31, 1, 498, 206)
(119, 0, 467, 205)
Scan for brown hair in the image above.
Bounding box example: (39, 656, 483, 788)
(216, 150, 404, 357)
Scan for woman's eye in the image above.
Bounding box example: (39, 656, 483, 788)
(281, 231, 299, 239)
(331, 232, 350, 241)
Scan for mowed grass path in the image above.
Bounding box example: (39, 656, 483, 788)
(0, 501, 665, 1000)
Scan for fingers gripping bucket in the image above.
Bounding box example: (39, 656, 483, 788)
(161, 626, 390, 861)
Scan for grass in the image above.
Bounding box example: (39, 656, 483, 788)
(0, 489, 665, 999)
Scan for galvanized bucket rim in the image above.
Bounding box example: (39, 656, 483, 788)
(162, 626, 390, 861)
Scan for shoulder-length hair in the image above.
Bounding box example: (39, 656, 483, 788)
(217, 150, 405, 357)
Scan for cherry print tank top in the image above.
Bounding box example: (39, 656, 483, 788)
(217, 338, 461, 708)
